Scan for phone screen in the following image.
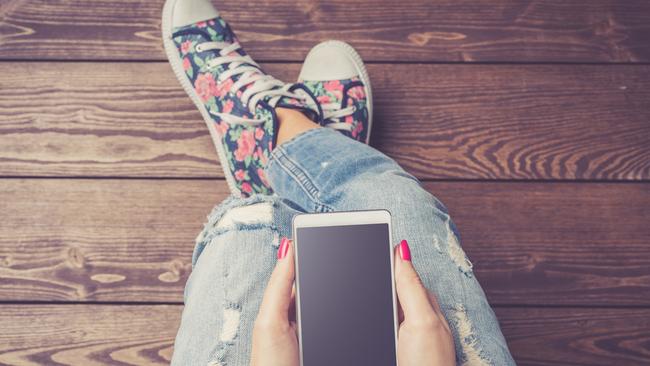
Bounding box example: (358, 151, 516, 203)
(295, 223, 397, 366)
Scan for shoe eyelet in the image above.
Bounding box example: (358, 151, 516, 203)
(195, 44, 204, 52)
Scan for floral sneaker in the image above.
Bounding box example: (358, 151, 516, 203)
(298, 41, 373, 144)
(162, 0, 322, 197)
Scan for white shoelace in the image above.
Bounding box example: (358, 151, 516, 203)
(320, 103, 356, 131)
(197, 41, 305, 126)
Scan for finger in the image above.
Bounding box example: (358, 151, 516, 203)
(427, 291, 443, 316)
(394, 240, 438, 321)
(396, 295, 404, 323)
(257, 237, 295, 322)
(426, 289, 452, 332)
(288, 285, 296, 322)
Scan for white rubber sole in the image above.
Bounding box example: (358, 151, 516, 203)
(161, 0, 240, 196)
(300, 40, 374, 144)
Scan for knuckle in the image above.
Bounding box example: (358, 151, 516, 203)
(397, 271, 423, 288)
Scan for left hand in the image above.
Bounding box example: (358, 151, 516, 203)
(250, 238, 299, 366)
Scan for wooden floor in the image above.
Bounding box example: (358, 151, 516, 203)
(1, 0, 650, 364)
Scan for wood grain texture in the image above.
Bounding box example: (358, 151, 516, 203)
(0, 179, 224, 302)
(1, 179, 648, 305)
(2, 62, 649, 180)
(493, 307, 650, 366)
(1, 305, 649, 365)
(434, 181, 650, 307)
(0, 305, 177, 365)
(1, 0, 650, 62)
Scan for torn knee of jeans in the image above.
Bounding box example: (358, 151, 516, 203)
(438, 216, 473, 277)
(219, 303, 241, 343)
(451, 304, 491, 366)
(215, 202, 273, 230)
(432, 236, 442, 252)
(193, 200, 276, 265)
(447, 229, 473, 277)
(198, 195, 277, 243)
(206, 303, 242, 366)
(271, 231, 280, 248)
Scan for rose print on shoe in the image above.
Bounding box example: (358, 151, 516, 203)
(241, 182, 253, 195)
(165, 9, 323, 197)
(234, 130, 256, 162)
(194, 73, 217, 102)
(301, 77, 370, 143)
(234, 169, 247, 181)
(323, 80, 344, 101)
(298, 41, 373, 144)
(181, 40, 192, 54)
(255, 127, 264, 140)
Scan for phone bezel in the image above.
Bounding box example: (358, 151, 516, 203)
(292, 209, 399, 366)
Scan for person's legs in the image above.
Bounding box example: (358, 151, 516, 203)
(171, 195, 299, 366)
(266, 127, 516, 365)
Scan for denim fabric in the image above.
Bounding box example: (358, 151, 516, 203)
(172, 128, 515, 365)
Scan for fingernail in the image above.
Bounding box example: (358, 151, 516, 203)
(399, 239, 411, 261)
(278, 237, 290, 260)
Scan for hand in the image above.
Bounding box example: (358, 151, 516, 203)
(395, 239, 456, 365)
(250, 238, 299, 366)
(250, 238, 455, 366)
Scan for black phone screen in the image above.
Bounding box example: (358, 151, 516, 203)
(295, 223, 397, 366)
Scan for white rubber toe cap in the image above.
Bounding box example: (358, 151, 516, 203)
(171, 0, 220, 28)
(299, 40, 362, 81)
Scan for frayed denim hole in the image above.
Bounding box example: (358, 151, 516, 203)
(219, 302, 242, 344)
(207, 223, 278, 241)
(207, 196, 275, 229)
(440, 216, 473, 277)
(215, 202, 274, 230)
(450, 304, 492, 366)
(194, 198, 277, 267)
(432, 236, 443, 253)
(205, 301, 244, 364)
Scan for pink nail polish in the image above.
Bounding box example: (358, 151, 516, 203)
(399, 240, 411, 261)
(278, 237, 290, 259)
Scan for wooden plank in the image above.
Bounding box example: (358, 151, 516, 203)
(493, 307, 650, 366)
(1, 304, 649, 365)
(1, 0, 650, 62)
(0, 179, 224, 302)
(1, 62, 649, 180)
(1, 179, 648, 305)
(0, 305, 177, 365)
(434, 181, 650, 307)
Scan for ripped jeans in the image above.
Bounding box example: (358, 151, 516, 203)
(171, 128, 516, 365)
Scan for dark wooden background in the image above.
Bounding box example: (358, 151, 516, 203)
(1, 0, 649, 364)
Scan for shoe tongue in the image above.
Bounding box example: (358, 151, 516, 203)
(175, 17, 237, 42)
(272, 88, 322, 124)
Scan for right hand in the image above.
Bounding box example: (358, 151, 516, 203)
(395, 240, 456, 365)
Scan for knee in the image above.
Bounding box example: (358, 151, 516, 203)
(347, 169, 447, 215)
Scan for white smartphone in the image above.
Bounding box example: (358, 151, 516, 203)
(292, 210, 399, 366)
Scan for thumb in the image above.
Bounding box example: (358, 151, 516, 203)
(257, 237, 295, 322)
(394, 240, 436, 321)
